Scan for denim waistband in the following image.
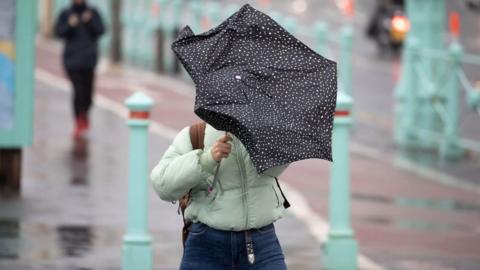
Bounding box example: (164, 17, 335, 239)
(190, 222, 274, 234)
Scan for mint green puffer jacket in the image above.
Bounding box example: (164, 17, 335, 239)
(150, 124, 289, 231)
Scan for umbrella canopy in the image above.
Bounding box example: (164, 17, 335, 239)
(172, 4, 337, 173)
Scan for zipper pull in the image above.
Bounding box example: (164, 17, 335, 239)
(245, 231, 255, 264)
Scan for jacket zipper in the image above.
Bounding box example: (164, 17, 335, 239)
(233, 138, 249, 228)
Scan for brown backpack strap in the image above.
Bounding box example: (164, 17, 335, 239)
(181, 122, 206, 247)
(189, 122, 206, 150)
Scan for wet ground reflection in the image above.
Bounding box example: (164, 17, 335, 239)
(57, 225, 93, 258)
(358, 216, 471, 232)
(352, 192, 480, 232)
(0, 219, 19, 259)
(352, 192, 480, 213)
(69, 137, 89, 186)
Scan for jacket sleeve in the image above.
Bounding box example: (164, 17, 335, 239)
(150, 127, 218, 202)
(54, 10, 75, 38)
(85, 9, 105, 38)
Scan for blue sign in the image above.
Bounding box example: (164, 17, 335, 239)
(0, 0, 15, 131)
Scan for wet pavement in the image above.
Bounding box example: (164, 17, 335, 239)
(0, 81, 323, 270)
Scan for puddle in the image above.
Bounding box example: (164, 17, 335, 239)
(69, 137, 90, 186)
(57, 225, 93, 258)
(353, 193, 480, 232)
(0, 219, 19, 259)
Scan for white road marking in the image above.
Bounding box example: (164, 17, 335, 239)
(35, 68, 178, 139)
(35, 66, 384, 270)
(281, 181, 384, 270)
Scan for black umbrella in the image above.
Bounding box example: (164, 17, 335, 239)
(172, 4, 337, 173)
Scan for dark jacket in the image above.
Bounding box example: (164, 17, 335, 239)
(54, 6, 105, 70)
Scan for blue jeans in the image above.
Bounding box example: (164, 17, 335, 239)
(180, 223, 287, 270)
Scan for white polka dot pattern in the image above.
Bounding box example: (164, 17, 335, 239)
(172, 4, 337, 173)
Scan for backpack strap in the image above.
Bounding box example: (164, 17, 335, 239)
(189, 122, 206, 150)
(274, 177, 291, 209)
(180, 122, 206, 247)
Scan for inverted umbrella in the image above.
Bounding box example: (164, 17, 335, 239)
(172, 4, 337, 173)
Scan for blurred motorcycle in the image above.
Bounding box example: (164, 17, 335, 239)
(366, 1, 409, 55)
(467, 0, 480, 11)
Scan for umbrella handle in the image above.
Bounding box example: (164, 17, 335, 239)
(208, 131, 228, 194)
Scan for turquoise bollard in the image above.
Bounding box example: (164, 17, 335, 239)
(156, 0, 169, 29)
(225, 4, 240, 20)
(190, 0, 202, 33)
(339, 25, 353, 96)
(283, 16, 298, 34)
(207, 1, 222, 26)
(324, 91, 358, 270)
(122, 92, 155, 270)
(268, 11, 281, 24)
(171, 0, 183, 27)
(314, 21, 328, 56)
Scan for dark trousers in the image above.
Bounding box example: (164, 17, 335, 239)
(181, 223, 287, 270)
(66, 69, 95, 118)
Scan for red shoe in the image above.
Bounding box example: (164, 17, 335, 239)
(73, 116, 84, 139)
(83, 114, 90, 130)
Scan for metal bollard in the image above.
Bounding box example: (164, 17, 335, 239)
(324, 91, 358, 270)
(122, 92, 155, 270)
(440, 42, 463, 158)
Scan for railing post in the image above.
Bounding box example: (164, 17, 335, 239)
(190, 0, 202, 33)
(339, 25, 353, 96)
(440, 42, 464, 158)
(207, 1, 222, 27)
(324, 92, 358, 270)
(225, 4, 240, 20)
(122, 92, 154, 270)
(283, 16, 298, 34)
(395, 38, 419, 146)
(314, 21, 328, 56)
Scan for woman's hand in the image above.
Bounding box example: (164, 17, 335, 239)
(211, 134, 232, 162)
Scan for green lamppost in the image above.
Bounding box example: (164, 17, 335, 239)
(122, 92, 154, 270)
(324, 91, 358, 270)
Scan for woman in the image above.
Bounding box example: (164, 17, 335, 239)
(151, 123, 289, 270)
